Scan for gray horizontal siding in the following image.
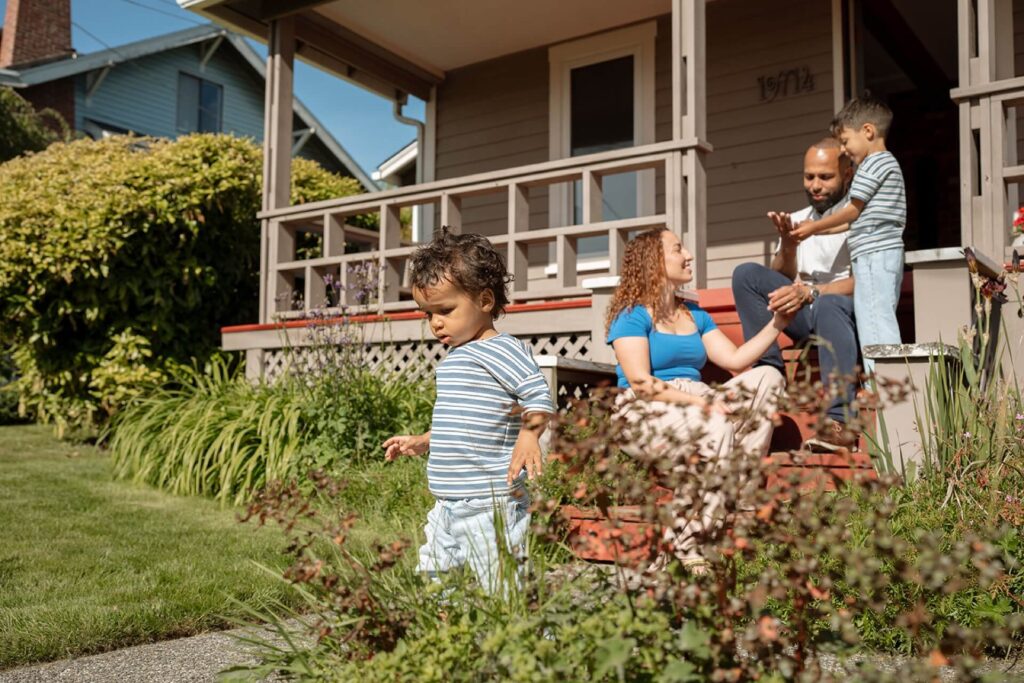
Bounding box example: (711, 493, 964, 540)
(430, 0, 836, 286)
(72, 42, 340, 173)
(704, 0, 835, 286)
(435, 46, 550, 242)
(75, 44, 265, 140)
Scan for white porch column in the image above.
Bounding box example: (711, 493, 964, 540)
(672, 0, 708, 288)
(260, 16, 295, 324)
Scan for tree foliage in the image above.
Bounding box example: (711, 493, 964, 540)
(0, 86, 67, 162)
(0, 133, 363, 433)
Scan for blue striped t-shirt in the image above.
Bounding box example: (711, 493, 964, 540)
(427, 333, 553, 500)
(848, 151, 906, 259)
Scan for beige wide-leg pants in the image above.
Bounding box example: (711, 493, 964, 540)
(615, 365, 785, 564)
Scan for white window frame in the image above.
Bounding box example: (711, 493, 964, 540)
(547, 21, 657, 234)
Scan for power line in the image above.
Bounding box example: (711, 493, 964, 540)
(71, 21, 128, 58)
(70, 20, 177, 87)
(112, 0, 206, 26)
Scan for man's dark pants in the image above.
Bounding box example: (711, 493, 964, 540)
(731, 263, 858, 423)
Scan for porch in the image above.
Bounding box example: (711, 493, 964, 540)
(180, 0, 1023, 381)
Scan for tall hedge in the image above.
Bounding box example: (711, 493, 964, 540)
(0, 86, 67, 162)
(0, 133, 363, 433)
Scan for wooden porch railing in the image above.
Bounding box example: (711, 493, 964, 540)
(952, 0, 1023, 260)
(256, 139, 710, 322)
(952, 76, 1024, 259)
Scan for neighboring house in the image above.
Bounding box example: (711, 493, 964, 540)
(373, 140, 422, 240)
(182, 0, 1023, 383)
(0, 0, 374, 189)
(373, 140, 417, 189)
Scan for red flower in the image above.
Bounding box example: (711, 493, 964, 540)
(1014, 206, 1024, 234)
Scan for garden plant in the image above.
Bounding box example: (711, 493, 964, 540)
(0, 133, 364, 436)
(224, 363, 1022, 681)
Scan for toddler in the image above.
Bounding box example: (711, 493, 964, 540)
(382, 229, 553, 592)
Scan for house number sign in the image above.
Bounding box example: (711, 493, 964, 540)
(757, 66, 815, 102)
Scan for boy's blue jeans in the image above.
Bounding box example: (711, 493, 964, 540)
(416, 491, 530, 593)
(851, 247, 904, 373)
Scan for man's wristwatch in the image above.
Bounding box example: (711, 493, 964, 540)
(806, 285, 820, 304)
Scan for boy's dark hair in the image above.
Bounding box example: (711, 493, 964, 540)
(831, 94, 893, 138)
(409, 227, 511, 319)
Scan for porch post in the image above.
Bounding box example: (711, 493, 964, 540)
(672, 0, 708, 287)
(260, 17, 295, 324)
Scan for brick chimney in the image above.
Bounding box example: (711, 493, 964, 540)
(0, 0, 73, 69)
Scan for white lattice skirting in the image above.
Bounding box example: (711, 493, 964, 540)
(261, 332, 594, 383)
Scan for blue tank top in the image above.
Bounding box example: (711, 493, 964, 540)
(606, 304, 718, 388)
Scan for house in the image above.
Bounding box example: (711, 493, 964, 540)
(0, 0, 374, 189)
(373, 140, 423, 240)
(373, 140, 417, 190)
(179, 0, 1023, 390)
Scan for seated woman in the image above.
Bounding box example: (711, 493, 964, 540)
(607, 229, 793, 571)
(607, 228, 793, 461)
(606, 229, 790, 458)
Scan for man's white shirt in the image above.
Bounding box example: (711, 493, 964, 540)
(776, 201, 852, 285)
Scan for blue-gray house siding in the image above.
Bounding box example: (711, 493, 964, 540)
(72, 40, 349, 178)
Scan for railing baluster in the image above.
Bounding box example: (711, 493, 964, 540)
(556, 234, 577, 288)
(682, 150, 707, 288)
(324, 212, 344, 257)
(379, 204, 402, 307)
(304, 265, 320, 314)
(609, 228, 626, 276)
(267, 219, 290, 318)
(508, 183, 530, 298)
(581, 169, 603, 225)
(441, 193, 462, 232)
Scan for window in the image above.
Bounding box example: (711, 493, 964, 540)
(548, 22, 656, 263)
(176, 73, 222, 133)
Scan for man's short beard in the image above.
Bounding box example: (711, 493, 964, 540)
(806, 185, 847, 214)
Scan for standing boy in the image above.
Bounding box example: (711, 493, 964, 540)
(382, 229, 553, 593)
(790, 96, 906, 373)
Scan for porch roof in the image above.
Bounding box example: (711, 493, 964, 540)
(178, 0, 670, 99)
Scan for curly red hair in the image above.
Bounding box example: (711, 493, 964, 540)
(604, 228, 673, 335)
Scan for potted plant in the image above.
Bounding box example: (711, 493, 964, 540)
(1013, 206, 1024, 247)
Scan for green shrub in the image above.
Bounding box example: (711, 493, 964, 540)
(0, 350, 27, 425)
(0, 134, 363, 435)
(0, 86, 68, 162)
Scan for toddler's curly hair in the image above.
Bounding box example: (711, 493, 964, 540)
(409, 227, 512, 319)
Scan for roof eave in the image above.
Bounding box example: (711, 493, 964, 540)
(178, 0, 441, 101)
(15, 25, 225, 86)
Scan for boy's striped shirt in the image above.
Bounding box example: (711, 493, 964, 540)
(847, 150, 906, 259)
(428, 333, 553, 499)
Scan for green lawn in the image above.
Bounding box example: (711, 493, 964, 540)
(0, 424, 302, 669)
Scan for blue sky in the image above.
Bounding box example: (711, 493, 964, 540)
(0, 0, 423, 175)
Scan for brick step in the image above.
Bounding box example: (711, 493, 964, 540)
(563, 443, 879, 564)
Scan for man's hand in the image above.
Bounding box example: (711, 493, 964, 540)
(382, 433, 429, 461)
(767, 283, 809, 315)
(767, 211, 797, 248)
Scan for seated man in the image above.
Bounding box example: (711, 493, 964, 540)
(731, 136, 858, 448)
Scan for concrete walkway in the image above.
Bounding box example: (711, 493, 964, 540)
(0, 626, 275, 683)
(2, 622, 1021, 682)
